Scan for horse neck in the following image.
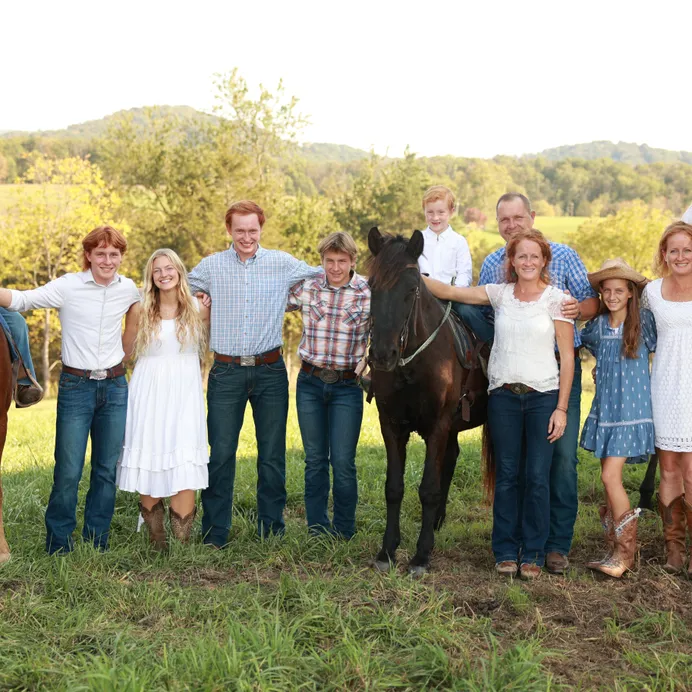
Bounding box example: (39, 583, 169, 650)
(408, 283, 444, 349)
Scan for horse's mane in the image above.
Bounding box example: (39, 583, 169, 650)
(365, 233, 419, 290)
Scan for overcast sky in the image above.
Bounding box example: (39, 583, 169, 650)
(2, 0, 690, 158)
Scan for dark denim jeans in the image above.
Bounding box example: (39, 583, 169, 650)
(46, 372, 128, 554)
(296, 370, 363, 538)
(0, 308, 37, 383)
(546, 357, 582, 556)
(203, 357, 289, 545)
(488, 386, 558, 566)
(453, 303, 495, 343)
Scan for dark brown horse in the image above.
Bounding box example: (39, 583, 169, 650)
(0, 328, 13, 564)
(367, 228, 488, 576)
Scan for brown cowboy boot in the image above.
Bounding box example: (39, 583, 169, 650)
(684, 498, 692, 576)
(169, 506, 197, 544)
(586, 505, 614, 570)
(658, 495, 686, 573)
(140, 500, 167, 550)
(593, 509, 639, 578)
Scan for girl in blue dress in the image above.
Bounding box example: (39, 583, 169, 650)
(580, 259, 656, 578)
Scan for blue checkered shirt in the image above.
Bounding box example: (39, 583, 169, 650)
(189, 246, 321, 356)
(478, 241, 597, 348)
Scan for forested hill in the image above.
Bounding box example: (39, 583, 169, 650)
(536, 141, 692, 165)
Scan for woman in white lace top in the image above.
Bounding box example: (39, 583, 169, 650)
(643, 220, 692, 575)
(425, 229, 574, 580)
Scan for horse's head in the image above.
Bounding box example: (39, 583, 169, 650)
(366, 227, 424, 372)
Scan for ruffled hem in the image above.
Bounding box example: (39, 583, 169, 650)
(580, 417, 655, 458)
(119, 446, 208, 472)
(655, 437, 692, 452)
(116, 464, 208, 497)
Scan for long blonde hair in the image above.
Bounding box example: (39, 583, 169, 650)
(135, 248, 208, 358)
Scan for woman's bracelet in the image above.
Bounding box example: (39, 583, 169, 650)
(556, 406, 568, 413)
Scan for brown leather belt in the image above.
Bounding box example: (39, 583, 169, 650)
(301, 360, 357, 384)
(214, 347, 282, 366)
(62, 362, 126, 380)
(502, 383, 537, 395)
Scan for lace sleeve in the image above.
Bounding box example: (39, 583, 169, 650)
(484, 283, 506, 310)
(547, 287, 574, 324)
(641, 283, 651, 310)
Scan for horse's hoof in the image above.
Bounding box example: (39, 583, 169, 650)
(0, 552, 11, 566)
(372, 559, 392, 573)
(408, 564, 428, 579)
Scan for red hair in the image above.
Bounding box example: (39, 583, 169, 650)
(82, 226, 127, 270)
(224, 200, 266, 230)
(505, 229, 552, 284)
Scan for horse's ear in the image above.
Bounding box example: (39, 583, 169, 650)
(407, 230, 424, 261)
(368, 227, 384, 256)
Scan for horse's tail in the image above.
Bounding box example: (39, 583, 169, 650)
(481, 421, 495, 505)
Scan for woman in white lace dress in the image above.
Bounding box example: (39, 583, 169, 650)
(425, 229, 574, 580)
(119, 249, 210, 549)
(643, 220, 692, 575)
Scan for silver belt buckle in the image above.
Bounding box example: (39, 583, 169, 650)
(240, 356, 256, 367)
(509, 383, 530, 395)
(89, 369, 107, 381)
(318, 369, 339, 384)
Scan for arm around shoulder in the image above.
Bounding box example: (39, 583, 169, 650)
(422, 276, 490, 305)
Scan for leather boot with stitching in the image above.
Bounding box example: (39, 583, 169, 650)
(140, 499, 167, 551)
(658, 494, 686, 573)
(593, 509, 639, 578)
(586, 505, 614, 570)
(684, 498, 692, 576)
(169, 506, 197, 544)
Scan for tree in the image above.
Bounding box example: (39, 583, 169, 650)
(0, 154, 124, 387)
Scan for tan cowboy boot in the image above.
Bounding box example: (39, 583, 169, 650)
(586, 505, 614, 570)
(658, 495, 686, 573)
(169, 506, 197, 544)
(140, 500, 167, 550)
(593, 509, 639, 578)
(684, 498, 692, 576)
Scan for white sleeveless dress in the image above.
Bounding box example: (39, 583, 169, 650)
(643, 279, 692, 452)
(117, 315, 209, 497)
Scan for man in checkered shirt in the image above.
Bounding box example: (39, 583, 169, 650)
(458, 193, 599, 575)
(189, 200, 321, 545)
(287, 232, 371, 539)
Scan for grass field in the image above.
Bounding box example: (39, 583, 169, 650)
(534, 216, 589, 243)
(1, 391, 691, 690)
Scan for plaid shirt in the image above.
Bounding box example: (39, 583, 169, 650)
(478, 241, 597, 348)
(189, 245, 321, 356)
(287, 272, 371, 370)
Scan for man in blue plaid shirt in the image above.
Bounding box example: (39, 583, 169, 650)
(189, 200, 321, 545)
(458, 193, 599, 574)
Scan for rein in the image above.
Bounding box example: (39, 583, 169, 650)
(397, 271, 452, 367)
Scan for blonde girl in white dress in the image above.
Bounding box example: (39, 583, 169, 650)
(118, 249, 210, 549)
(643, 221, 692, 575)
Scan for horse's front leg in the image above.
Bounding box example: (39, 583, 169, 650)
(0, 414, 9, 565)
(374, 422, 410, 572)
(638, 453, 658, 511)
(410, 424, 450, 576)
(434, 433, 460, 531)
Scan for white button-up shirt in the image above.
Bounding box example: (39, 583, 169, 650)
(8, 270, 140, 370)
(417, 226, 473, 287)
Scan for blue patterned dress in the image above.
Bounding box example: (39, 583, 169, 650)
(579, 309, 657, 459)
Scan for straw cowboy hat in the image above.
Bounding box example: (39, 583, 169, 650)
(587, 258, 648, 292)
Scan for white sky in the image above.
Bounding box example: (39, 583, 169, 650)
(2, 0, 690, 158)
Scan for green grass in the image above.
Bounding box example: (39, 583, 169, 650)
(1, 389, 690, 690)
(535, 216, 589, 243)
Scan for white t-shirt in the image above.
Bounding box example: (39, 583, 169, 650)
(485, 283, 572, 392)
(417, 226, 472, 287)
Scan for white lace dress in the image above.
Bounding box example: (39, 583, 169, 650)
(485, 283, 572, 392)
(117, 316, 209, 497)
(643, 279, 692, 452)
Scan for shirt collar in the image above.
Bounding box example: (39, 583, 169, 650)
(80, 269, 122, 287)
(424, 225, 454, 240)
(230, 244, 266, 264)
(319, 269, 359, 290)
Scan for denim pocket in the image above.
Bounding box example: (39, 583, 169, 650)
(113, 375, 128, 389)
(209, 362, 231, 379)
(264, 357, 287, 372)
(59, 372, 83, 390)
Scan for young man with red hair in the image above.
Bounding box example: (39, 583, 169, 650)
(189, 200, 321, 545)
(0, 226, 141, 554)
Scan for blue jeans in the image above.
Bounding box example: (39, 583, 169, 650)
(545, 357, 582, 556)
(296, 370, 363, 538)
(0, 308, 37, 384)
(453, 303, 495, 344)
(46, 372, 128, 554)
(489, 387, 558, 566)
(203, 357, 289, 545)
